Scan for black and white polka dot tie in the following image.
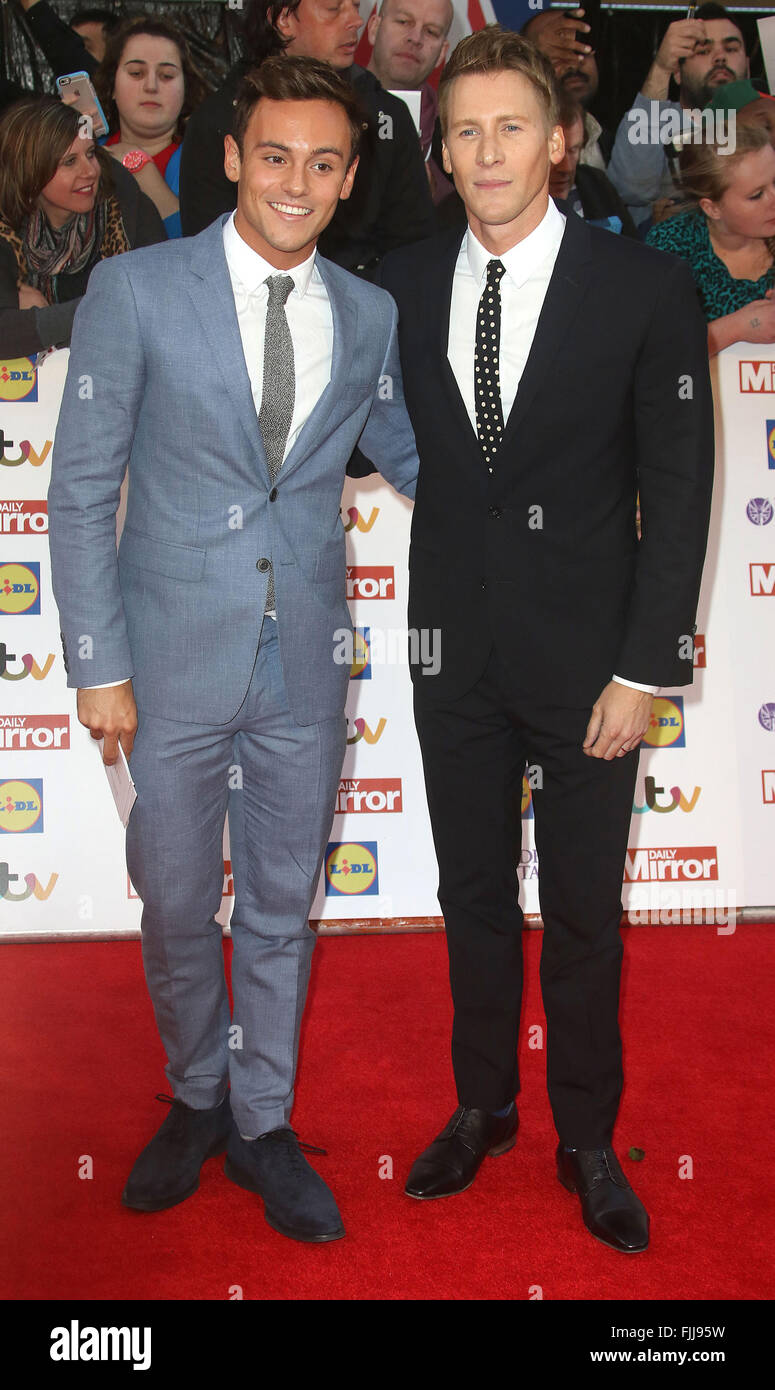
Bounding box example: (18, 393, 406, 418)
(474, 258, 506, 472)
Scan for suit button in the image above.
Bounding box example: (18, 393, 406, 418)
(488, 506, 502, 519)
(257, 558, 270, 572)
(269, 488, 278, 502)
(481, 581, 488, 591)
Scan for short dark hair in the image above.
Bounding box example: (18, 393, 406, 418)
(557, 93, 586, 137)
(242, 0, 301, 66)
(70, 8, 120, 33)
(694, 3, 743, 31)
(231, 56, 365, 166)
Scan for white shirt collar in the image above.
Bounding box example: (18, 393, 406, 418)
(223, 209, 318, 298)
(465, 197, 566, 291)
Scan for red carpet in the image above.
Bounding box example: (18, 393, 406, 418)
(2, 926, 774, 1301)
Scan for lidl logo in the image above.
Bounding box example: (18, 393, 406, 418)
(324, 841, 379, 896)
(349, 626, 371, 680)
(0, 778, 44, 833)
(0, 562, 40, 615)
(768, 421, 775, 469)
(641, 696, 685, 749)
(0, 357, 38, 402)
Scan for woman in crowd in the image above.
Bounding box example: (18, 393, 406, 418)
(0, 95, 165, 358)
(646, 123, 775, 356)
(95, 17, 209, 240)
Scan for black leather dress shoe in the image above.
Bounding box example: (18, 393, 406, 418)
(556, 1144, 649, 1253)
(122, 1091, 232, 1212)
(405, 1104, 519, 1199)
(225, 1126, 345, 1243)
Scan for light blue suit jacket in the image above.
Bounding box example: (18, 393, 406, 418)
(48, 215, 419, 726)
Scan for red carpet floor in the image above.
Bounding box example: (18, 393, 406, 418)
(2, 926, 774, 1301)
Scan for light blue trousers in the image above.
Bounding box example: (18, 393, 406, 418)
(125, 618, 346, 1138)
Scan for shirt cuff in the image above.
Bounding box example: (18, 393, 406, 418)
(81, 679, 131, 689)
(612, 674, 659, 695)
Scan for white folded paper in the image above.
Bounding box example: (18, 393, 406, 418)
(99, 738, 137, 827)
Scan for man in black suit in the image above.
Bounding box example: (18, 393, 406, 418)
(378, 26, 714, 1253)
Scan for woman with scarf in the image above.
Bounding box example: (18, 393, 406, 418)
(0, 95, 165, 359)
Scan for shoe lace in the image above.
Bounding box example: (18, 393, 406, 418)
(155, 1091, 189, 1139)
(262, 1126, 328, 1157)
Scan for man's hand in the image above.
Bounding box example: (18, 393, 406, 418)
(654, 19, 707, 77)
(583, 681, 653, 760)
(19, 284, 48, 310)
(77, 681, 137, 765)
(526, 9, 592, 66)
(642, 19, 706, 99)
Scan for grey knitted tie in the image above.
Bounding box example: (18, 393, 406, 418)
(258, 273, 295, 614)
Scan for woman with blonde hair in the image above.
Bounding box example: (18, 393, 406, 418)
(647, 122, 775, 355)
(0, 95, 164, 357)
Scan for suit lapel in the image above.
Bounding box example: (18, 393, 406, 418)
(430, 227, 481, 453)
(428, 207, 593, 468)
(498, 209, 592, 452)
(272, 254, 358, 488)
(186, 215, 271, 485)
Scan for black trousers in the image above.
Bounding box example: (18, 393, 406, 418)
(413, 646, 640, 1148)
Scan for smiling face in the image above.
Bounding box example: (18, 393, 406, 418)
(367, 0, 452, 90)
(441, 68, 564, 253)
(701, 142, 775, 240)
(277, 0, 363, 71)
(224, 97, 358, 268)
(37, 133, 99, 229)
(680, 19, 748, 107)
(112, 33, 185, 142)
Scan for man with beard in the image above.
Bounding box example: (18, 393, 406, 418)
(607, 3, 749, 229)
(522, 7, 610, 170)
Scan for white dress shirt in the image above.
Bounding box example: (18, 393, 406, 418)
(88, 212, 335, 684)
(447, 199, 656, 697)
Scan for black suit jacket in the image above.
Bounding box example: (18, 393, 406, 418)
(378, 204, 714, 707)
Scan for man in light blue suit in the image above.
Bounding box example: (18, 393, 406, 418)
(48, 56, 418, 1244)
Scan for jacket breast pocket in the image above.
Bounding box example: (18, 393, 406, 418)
(118, 526, 207, 582)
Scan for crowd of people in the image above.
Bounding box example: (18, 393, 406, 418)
(1, 0, 775, 359)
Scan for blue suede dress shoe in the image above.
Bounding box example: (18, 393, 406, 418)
(224, 1127, 345, 1243)
(122, 1091, 232, 1212)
